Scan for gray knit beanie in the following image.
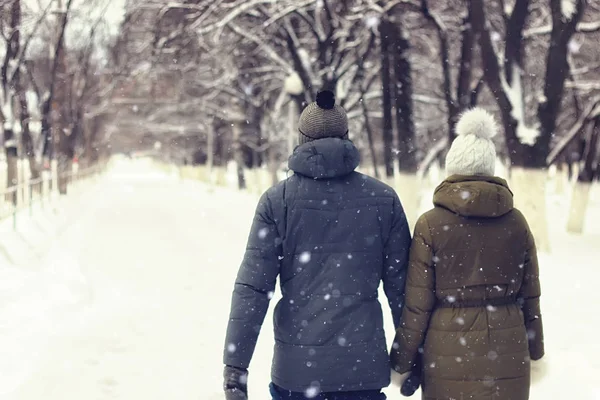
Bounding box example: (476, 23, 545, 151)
(298, 90, 349, 145)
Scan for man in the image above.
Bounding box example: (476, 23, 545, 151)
(223, 90, 411, 400)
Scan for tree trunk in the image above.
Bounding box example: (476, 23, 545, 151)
(567, 181, 592, 234)
(390, 20, 417, 173)
(361, 96, 379, 179)
(4, 128, 19, 205)
(379, 19, 394, 178)
(17, 86, 40, 180)
(206, 121, 215, 187)
(567, 117, 600, 233)
(287, 100, 297, 156)
(510, 168, 550, 252)
(232, 122, 246, 190)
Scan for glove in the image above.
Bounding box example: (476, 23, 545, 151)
(401, 353, 422, 396)
(390, 369, 411, 388)
(530, 357, 548, 386)
(401, 371, 421, 397)
(223, 365, 248, 400)
(391, 353, 422, 397)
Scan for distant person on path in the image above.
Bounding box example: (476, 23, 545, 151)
(223, 90, 411, 400)
(390, 108, 545, 399)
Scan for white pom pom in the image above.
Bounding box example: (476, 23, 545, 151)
(455, 108, 498, 139)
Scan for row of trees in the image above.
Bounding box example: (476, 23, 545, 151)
(116, 0, 600, 244)
(1, 0, 117, 195)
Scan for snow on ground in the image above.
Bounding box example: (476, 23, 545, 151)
(0, 157, 599, 399)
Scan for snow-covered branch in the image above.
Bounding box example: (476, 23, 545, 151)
(524, 20, 600, 37)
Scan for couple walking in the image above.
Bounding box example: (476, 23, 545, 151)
(222, 91, 545, 400)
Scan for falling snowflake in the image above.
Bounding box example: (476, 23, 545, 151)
(227, 343, 237, 353)
(364, 14, 380, 29)
(460, 190, 471, 200)
(258, 228, 268, 239)
(487, 305, 497, 312)
(487, 350, 498, 361)
(446, 295, 456, 303)
(308, 348, 316, 356)
(267, 291, 274, 299)
(443, 225, 450, 231)
(305, 382, 321, 398)
(459, 337, 467, 346)
(324, 294, 331, 301)
(456, 317, 465, 325)
(299, 252, 311, 263)
(337, 337, 347, 346)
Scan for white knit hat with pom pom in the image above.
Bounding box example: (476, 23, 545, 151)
(445, 108, 498, 177)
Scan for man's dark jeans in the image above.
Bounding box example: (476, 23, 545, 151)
(269, 383, 386, 400)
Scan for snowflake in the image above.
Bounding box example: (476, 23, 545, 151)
(227, 343, 237, 353)
(258, 228, 268, 239)
(299, 252, 311, 263)
(305, 383, 320, 398)
(364, 15, 380, 29)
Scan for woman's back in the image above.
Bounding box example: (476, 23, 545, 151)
(390, 109, 544, 400)
(417, 176, 540, 400)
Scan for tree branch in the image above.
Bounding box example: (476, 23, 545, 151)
(524, 20, 600, 37)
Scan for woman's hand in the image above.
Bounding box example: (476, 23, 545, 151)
(391, 369, 411, 387)
(530, 357, 548, 386)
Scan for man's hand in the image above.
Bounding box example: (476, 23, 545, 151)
(223, 365, 248, 400)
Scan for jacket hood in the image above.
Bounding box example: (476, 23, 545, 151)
(433, 175, 514, 218)
(288, 137, 360, 179)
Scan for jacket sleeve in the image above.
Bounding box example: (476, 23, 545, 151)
(390, 214, 435, 374)
(519, 224, 544, 361)
(223, 189, 282, 369)
(382, 194, 412, 328)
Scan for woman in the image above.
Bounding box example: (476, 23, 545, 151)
(390, 108, 545, 400)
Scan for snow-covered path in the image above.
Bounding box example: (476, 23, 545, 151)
(1, 158, 599, 399)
